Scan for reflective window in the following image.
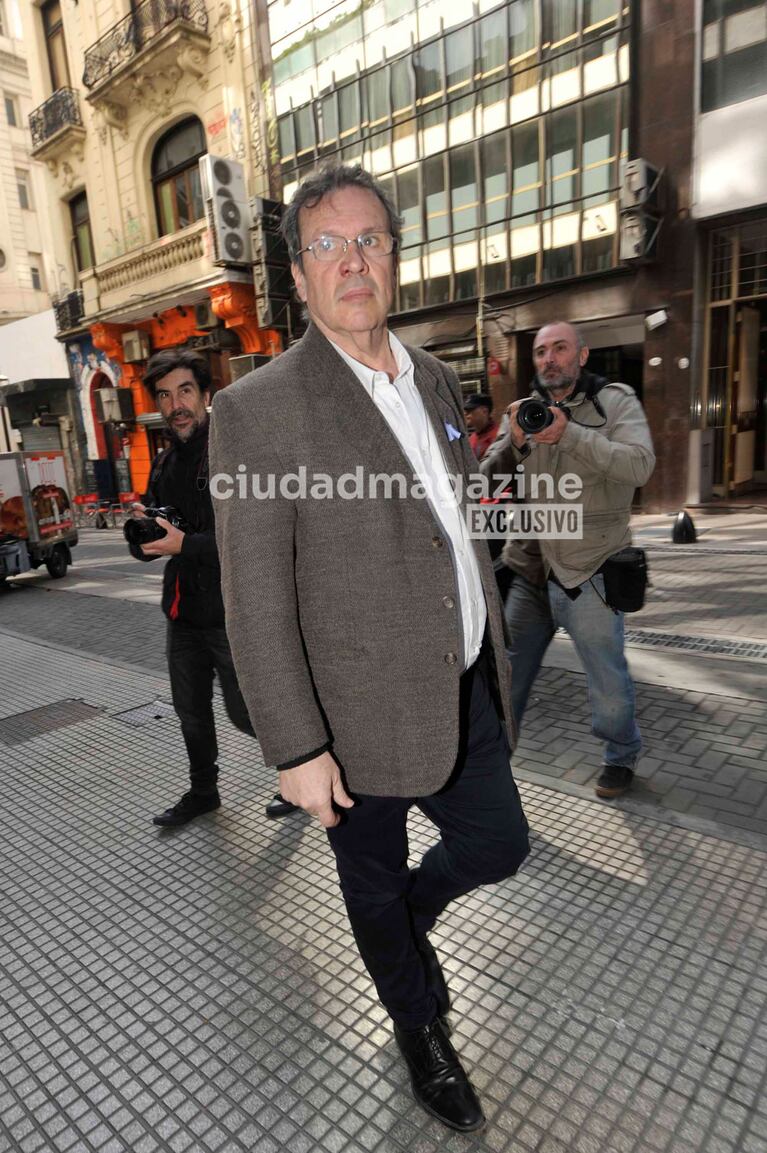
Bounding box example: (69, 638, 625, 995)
(446, 26, 473, 90)
(510, 0, 537, 59)
(482, 131, 509, 224)
(542, 0, 579, 45)
(582, 92, 616, 204)
(479, 9, 507, 74)
(546, 108, 578, 213)
(339, 81, 361, 139)
(416, 40, 443, 102)
(320, 94, 338, 151)
(584, 0, 620, 26)
(702, 0, 767, 111)
(397, 166, 422, 247)
(294, 105, 315, 154)
(512, 122, 540, 223)
(450, 145, 478, 236)
(278, 114, 295, 159)
(391, 57, 415, 113)
(424, 154, 448, 240)
(366, 68, 390, 126)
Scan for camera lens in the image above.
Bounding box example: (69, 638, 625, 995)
(517, 398, 554, 435)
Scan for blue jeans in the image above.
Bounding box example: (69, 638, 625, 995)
(505, 573, 641, 768)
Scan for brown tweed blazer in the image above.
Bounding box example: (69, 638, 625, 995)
(209, 323, 514, 797)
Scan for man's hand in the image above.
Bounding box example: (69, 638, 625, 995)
(532, 404, 569, 445)
(140, 517, 185, 557)
(505, 400, 527, 448)
(279, 751, 354, 828)
(131, 502, 146, 518)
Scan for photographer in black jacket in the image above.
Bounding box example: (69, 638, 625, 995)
(133, 348, 297, 827)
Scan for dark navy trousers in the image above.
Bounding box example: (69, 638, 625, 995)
(326, 654, 530, 1030)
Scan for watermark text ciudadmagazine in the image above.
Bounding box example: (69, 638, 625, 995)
(209, 466, 584, 539)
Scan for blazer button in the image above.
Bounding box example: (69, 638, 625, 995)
(432, 536, 445, 548)
(444, 652, 458, 665)
(442, 596, 455, 609)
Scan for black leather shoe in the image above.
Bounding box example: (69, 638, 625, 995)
(416, 936, 451, 1018)
(153, 789, 221, 827)
(394, 1019, 485, 1132)
(265, 793, 299, 819)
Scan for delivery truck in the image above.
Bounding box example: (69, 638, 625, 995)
(0, 450, 78, 585)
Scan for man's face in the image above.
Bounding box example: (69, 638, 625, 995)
(533, 323, 589, 397)
(154, 368, 209, 442)
(291, 186, 396, 344)
(465, 404, 491, 433)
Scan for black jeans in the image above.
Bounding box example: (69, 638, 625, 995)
(326, 654, 530, 1030)
(166, 621, 255, 793)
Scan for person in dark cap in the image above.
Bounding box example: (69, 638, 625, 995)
(463, 394, 499, 461)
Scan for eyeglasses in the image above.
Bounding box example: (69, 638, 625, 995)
(296, 231, 398, 262)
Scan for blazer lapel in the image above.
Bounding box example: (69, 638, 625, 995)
(410, 351, 468, 480)
(297, 324, 425, 480)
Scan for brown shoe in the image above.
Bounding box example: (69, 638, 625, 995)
(595, 765, 634, 798)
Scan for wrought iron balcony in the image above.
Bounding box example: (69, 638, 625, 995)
(82, 0, 209, 90)
(53, 291, 85, 334)
(29, 88, 83, 153)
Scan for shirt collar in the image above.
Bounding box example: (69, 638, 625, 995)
(328, 331, 413, 399)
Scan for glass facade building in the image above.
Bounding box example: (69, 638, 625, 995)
(268, 0, 631, 313)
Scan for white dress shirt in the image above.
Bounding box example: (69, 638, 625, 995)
(330, 332, 487, 670)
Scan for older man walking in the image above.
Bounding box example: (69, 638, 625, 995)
(210, 165, 529, 1131)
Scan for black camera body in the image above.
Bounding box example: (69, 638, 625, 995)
(517, 397, 571, 435)
(124, 506, 189, 562)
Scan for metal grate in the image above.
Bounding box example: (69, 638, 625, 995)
(624, 630, 767, 660)
(114, 699, 177, 728)
(0, 699, 103, 746)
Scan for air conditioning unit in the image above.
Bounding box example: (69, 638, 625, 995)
(620, 211, 661, 262)
(95, 387, 135, 423)
(122, 329, 150, 362)
(249, 197, 293, 328)
(194, 300, 218, 329)
(229, 354, 272, 382)
(199, 154, 252, 266)
(620, 159, 661, 211)
(619, 159, 662, 263)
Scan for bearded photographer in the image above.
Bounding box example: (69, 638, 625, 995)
(481, 321, 655, 799)
(128, 348, 297, 827)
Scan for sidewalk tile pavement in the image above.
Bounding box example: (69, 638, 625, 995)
(1, 635, 766, 1153)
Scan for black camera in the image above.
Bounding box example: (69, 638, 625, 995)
(124, 506, 188, 562)
(517, 397, 571, 435)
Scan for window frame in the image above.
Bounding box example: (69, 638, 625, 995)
(151, 117, 207, 238)
(4, 92, 18, 127)
(16, 169, 32, 212)
(70, 191, 94, 272)
(41, 0, 70, 92)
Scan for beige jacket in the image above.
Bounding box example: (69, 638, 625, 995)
(209, 324, 512, 797)
(481, 379, 655, 588)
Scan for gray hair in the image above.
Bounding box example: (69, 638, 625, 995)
(281, 164, 401, 270)
(534, 320, 587, 351)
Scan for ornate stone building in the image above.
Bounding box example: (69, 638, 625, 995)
(20, 0, 281, 495)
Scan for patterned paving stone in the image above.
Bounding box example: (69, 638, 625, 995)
(1, 634, 766, 1152)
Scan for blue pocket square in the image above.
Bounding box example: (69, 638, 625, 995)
(444, 421, 462, 442)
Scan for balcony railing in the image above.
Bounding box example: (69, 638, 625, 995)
(29, 88, 83, 150)
(53, 290, 85, 333)
(82, 0, 208, 90)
